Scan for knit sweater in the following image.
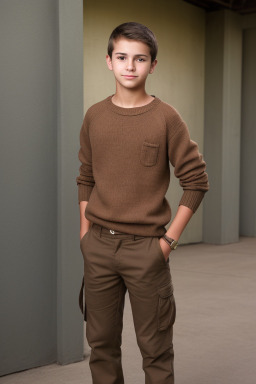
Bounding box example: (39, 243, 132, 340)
(76, 96, 209, 237)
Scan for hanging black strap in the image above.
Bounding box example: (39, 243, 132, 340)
(79, 277, 87, 321)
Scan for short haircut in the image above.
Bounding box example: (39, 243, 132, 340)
(107, 22, 158, 62)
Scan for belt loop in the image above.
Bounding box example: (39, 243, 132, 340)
(133, 234, 136, 241)
(100, 226, 102, 238)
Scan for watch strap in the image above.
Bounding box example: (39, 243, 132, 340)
(162, 234, 178, 250)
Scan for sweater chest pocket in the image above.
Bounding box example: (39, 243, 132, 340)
(140, 141, 159, 167)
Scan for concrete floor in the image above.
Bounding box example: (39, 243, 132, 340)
(1, 237, 255, 384)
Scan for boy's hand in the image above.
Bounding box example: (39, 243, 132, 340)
(159, 238, 171, 261)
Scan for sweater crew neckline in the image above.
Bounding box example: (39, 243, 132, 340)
(106, 95, 161, 116)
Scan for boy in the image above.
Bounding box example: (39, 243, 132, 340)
(77, 22, 209, 384)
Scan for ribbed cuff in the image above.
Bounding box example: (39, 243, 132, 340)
(179, 190, 205, 213)
(78, 185, 93, 203)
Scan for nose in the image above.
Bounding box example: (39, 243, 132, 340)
(126, 59, 135, 72)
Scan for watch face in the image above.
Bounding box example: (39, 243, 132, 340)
(171, 241, 178, 250)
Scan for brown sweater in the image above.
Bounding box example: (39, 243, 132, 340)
(76, 96, 209, 237)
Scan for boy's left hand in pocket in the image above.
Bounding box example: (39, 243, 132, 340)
(159, 238, 171, 262)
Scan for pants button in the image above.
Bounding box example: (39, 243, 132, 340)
(110, 230, 115, 234)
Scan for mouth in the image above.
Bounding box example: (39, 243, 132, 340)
(122, 75, 138, 79)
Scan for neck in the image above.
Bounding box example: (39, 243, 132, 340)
(112, 87, 153, 108)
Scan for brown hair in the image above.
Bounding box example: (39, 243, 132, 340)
(107, 22, 158, 63)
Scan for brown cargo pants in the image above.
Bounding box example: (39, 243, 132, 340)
(80, 223, 176, 384)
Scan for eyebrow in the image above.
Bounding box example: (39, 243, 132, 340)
(114, 52, 149, 57)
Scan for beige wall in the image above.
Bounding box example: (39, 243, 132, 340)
(83, 0, 206, 243)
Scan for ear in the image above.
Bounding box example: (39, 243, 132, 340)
(149, 59, 157, 74)
(106, 55, 113, 71)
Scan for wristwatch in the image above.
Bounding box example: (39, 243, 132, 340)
(162, 234, 179, 250)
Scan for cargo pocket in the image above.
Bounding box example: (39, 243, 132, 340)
(140, 142, 159, 167)
(157, 281, 176, 331)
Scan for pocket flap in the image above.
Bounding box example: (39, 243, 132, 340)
(158, 282, 173, 298)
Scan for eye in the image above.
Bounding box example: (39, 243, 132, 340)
(137, 58, 145, 62)
(117, 56, 126, 61)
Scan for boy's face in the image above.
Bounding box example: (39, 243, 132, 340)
(106, 37, 157, 92)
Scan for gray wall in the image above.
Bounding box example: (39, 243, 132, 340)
(56, 0, 84, 365)
(240, 27, 256, 236)
(0, 0, 58, 375)
(203, 11, 242, 244)
(203, 11, 256, 243)
(0, 0, 84, 376)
